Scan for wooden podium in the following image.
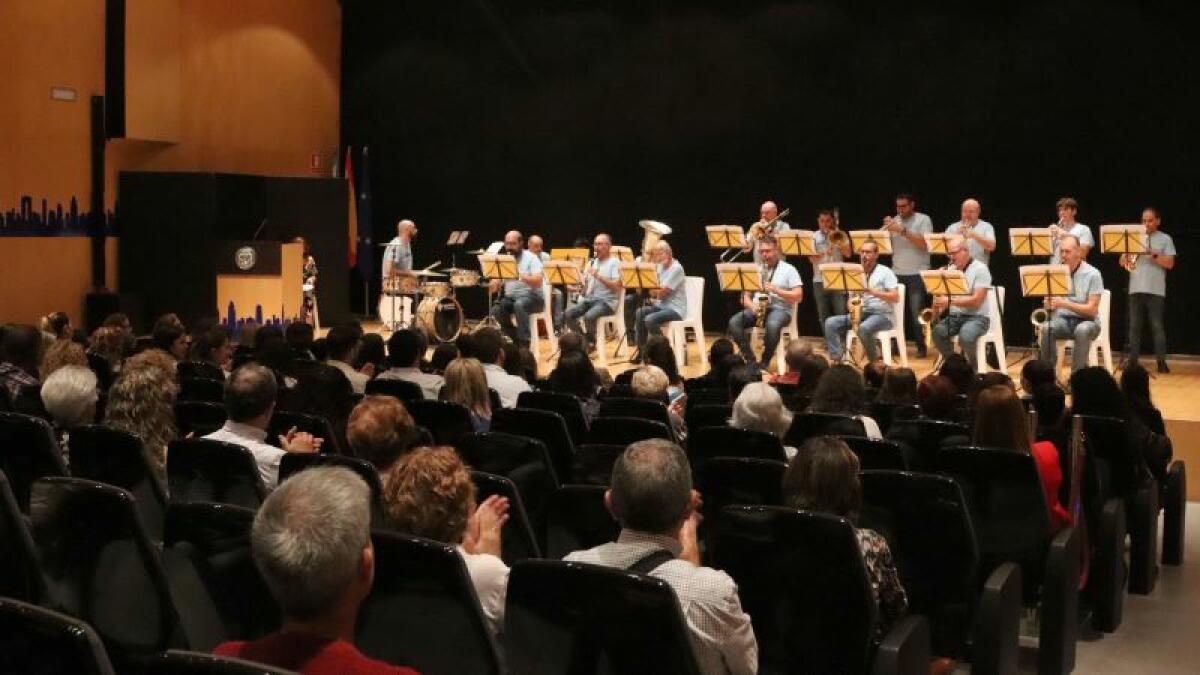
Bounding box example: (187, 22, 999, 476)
(216, 241, 303, 326)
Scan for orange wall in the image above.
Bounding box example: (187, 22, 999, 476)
(0, 0, 340, 325)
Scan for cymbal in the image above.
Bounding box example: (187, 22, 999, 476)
(466, 248, 487, 254)
(639, 219, 672, 235)
(412, 270, 448, 278)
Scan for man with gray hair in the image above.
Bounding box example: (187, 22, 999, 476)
(565, 439, 757, 675)
(488, 230, 545, 347)
(204, 363, 322, 489)
(214, 467, 419, 674)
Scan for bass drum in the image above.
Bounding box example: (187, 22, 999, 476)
(415, 296, 464, 343)
(378, 295, 412, 331)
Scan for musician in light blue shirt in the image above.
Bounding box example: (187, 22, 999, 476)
(883, 193, 933, 357)
(745, 200, 791, 264)
(1126, 207, 1177, 373)
(808, 209, 851, 329)
(931, 236, 993, 370)
(1049, 197, 1094, 263)
(487, 230, 545, 346)
(563, 233, 624, 351)
(824, 241, 899, 363)
(381, 219, 416, 279)
(728, 236, 804, 371)
(634, 241, 687, 352)
(945, 198, 997, 266)
(1039, 235, 1104, 373)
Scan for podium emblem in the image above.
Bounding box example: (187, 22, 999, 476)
(235, 246, 257, 271)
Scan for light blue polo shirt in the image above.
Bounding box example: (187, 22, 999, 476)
(862, 264, 899, 315)
(1056, 261, 1104, 323)
(1050, 223, 1095, 263)
(890, 212, 933, 275)
(656, 259, 688, 317)
(587, 256, 623, 310)
(383, 238, 412, 278)
(948, 259, 992, 317)
(945, 220, 996, 266)
(505, 251, 544, 301)
(758, 260, 803, 313)
(811, 229, 845, 283)
(1128, 231, 1176, 297)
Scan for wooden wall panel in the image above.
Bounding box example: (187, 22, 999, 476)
(124, 0, 181, 142)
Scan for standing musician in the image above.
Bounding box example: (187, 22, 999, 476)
(945, 198, 997, 266)
(1039, 235, 1103, 373)
(882, 193, 934, 358)
(808, 209, 851, 329)
(823, 241, 899, 363)
(563, 233, 623, 352)
(728, 236, 804, 371)
(1049, 197, 1094, 263)
(930, 235, 993, 370)
(1126, 206, 1176, 373)
(745, 200, 791, 264)
(633, 240, 687, 354)
(488, 230, 545, 347)
(382, 219, 417, 279)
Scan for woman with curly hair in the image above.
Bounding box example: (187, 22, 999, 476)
(383, 446, 510, 642)
(103, 364, 179, 484)
(40, 339, 88, 379)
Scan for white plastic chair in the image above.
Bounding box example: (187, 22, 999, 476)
(594, 291, 626, 368)
(529, 292, 558, 362)
(952, 286, 1007, 373)
(1055, 289, 1113, 374)
(667, 276, 707, 370)
(845, 284, 908, 367)
(751, 302, 800, 372)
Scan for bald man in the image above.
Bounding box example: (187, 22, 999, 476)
(528, 234, 564, 328)
(746, 200, 791, 264)
(944, 198, 996, 266)
(382, 219, 417, 279)
(930, 235, 992, 369)
(563, 233, 623, 350)
(488, 230, 545, 346)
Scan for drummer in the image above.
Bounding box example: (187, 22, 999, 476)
(488, 230, 545, 347)
(528, 234, 563, 329)
(382, 219, 417, 279)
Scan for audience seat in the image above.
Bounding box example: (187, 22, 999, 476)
(0, 411, 69, 511)
(571, 443, 624, 486)
(405, 400, 474, 447)
(688, 426, 787, 465)
(471, 470, 543, 564)
(174, 401, 228, 437)
(143, 649, 299, 674)
(67, 425, 169, 540)
(598, 397, 675, 438)
(683, 387, 729, 407)
(771, 383, 810, 413)
(586, 416, 672, 446)
(11, 383, 51, 420)
(178, 377, 225, 404)
(87, 352, 115, 392)
(267, 410, 343, 455)
(357, 530, 502, 675)
(0, 596, 115, 675)
(278, 454, 384, 523)
(491, 407, 576, 482)
(783, 411, 867, 448)
(710, 505, 931, 675)
(167, 439, 266, 510)
(458, 431, 559, 526)
(693, 457, 785, 531)
(838, 436, 907, 471)
(543, 484, 618, 560)
(684, 403, 733, 433)
(505, 559, 702, 675)
(1162, 460, 1187, 566)
(364, 378, 424, 402)
(517, 390, 589, 446)
(0, 469, 45, 603)
(885, 419, 970, 471)
(177, 361, 226, 382)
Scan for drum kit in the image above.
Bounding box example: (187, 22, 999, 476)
(379, 265, 482, 343)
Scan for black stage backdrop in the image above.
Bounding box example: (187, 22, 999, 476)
(342, 1, 1199, 355)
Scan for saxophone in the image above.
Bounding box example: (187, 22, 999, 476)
(756, 262, 771, 329)
(848, 293, 863, 333)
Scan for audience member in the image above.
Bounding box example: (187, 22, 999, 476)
(973, 384, 1071, 531)
(379, 329, 443, 400)
(876, 367, 917, 407)
(862, 359, 887, 397)
(125, 348, 179, 379)
(430, 342, 459, 375)
(1020, 359, 1058, 396)
(287, 363, 356, 451)
(547, 351, 602, 421)
(726, 362, 760, 401)
(0, 324, 43, 403)
(191, 327, 233, 376)
(204, 364, 321, 489)
(690, 339, 739, 390)
(796, 353, 828, 398)
(968, 371, 1014, 413)
(152, 322, 190, 361)
(383, 446, 510, 642)
(40, 311, 73, 341)
(782, 436, 907, 642)
(104, 364, 179, 484)
(441, 358, 493, 432)
(643, 335, 685, 406)
(565, 439, 757, 675)
(40, 365, 99, 455)
(454, 332, 477, 360)
(214, 467, 419, 674)
(916, 374, 959, 422)
(632, 365, 686, 439)
(346, 395, 420, 474)
(1070, 366, 1167, 486)
(88, 325, 128, 376)
(938, 353, 974, 396)
(730, 382, 796, 457)
(1120, 362, 1166, 435)
(807, 364, 882, 438)
(473, 328, 529, 408)
(501, 341, 524, 379)
(152, 313, 185, 333)
(517, 347, 538, 385)
(354, 333, 388, 375)
(285, 321, 317, 360)
(769, 339, 811, 385)
(325, 325, 370, 394)
(558, 331, 615, 388)
(40, 339, 87, 379)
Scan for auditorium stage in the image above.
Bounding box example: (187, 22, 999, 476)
(354, 322, 1200, 499)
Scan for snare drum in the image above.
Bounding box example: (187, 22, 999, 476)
(449, 268, 481, 288)
(420, 281, 452, 299)
(415, 296, 464, 343)
(383, 275, 418, 295)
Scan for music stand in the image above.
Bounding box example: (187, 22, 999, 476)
(551, 247, 590, 267)
(1009, 228, 1054, 257)
(544, 261, 583, 288)
(612, 245, 635, 262)
(924, 233, 951, 256)
(849, 230, 893, 255)
(919, 269, 969, 298)
(1099, 224, 1148, 257)
(620, 262, 660, 293)
(775, 231, 816, 257)
(478, 254, 518, 330)
(715, 263, 764, 294)
(1018, 264, 1071, 299)
(445, 231, 469, 270)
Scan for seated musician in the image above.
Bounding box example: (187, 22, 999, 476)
(633, 241, 687, 356)
(929, 235, 992, 370)
(726, 236, 803, 372)
(488, 230, 545, 348)
(823, 241, 899, 363)
(1039, 235, 1104, 373)
(563, 233, 623, 353)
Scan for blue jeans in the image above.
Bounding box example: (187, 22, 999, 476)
(897, 274, 928, 354)
(491, 294, 545, 345)
(825, 312, 893, 362)
(564, 297, 615, 346)
(932, 314, 990, 368)
(1040, 315, 1100, 372)
(635, 305, 682, 349)
(1127, 293, 1166, 361)
(812, 283, 846, 332)
(728, 307, 792, 368)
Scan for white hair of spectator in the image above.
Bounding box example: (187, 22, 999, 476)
(730, 381, 792, 437)
(40, 365, 98, 428)
(631, 365, 669, 399)
(251, 466, 371, 619)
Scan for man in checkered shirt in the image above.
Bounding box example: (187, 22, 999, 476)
(565, 439, 758, 675)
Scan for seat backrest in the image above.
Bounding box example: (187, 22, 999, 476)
(683, 387, 729, 406)
(144, 650, 298, 674)
(0, 469, 45, 603)
(684, 403, 733, 433)
(838, 436, 907, 471)
(12, 384, 51, 420)
(364, 377, 424, 402)
(772, 383, 810, 412)
(267, 410, 342, 455)
(989, 286, 1005, 331)
(278, 454, 384, 517)
(28, 477, 181, 668)
(177, 361, 225, 382)
(571, 443, 624, 486)
(598, 397, 673, 431)
(174, 401, 228, 437)
(784, 411, 866, 447)
(885, 419, 970, 471)
(458, 431, 559, 518)
(0, 597, 115, 675)
(518, 391, 589, 445)
(405, 399, 474, 447)
(1079, 414, 1141, 500)
(357, 530, 501, 675)
(693, 458, 785, 525)
(505, 559, 702, 675)
(491, 407, 576, 480)
(683, 275, 705, 322)
(688, 426, 786, 464)
(1098, 289, 1111, 340)
(586, 416, 672, 445)
(0, 411, 69, 512)
(709, 506, 876, 674)
(889, 282, 907, 338)
(167, 439, 266, 509)
(67, 425, 168, 540)
(163, 502, 280, 646)
(178, 378, 225, 404)
(859, 470, 979, 656)
(543, 485, 618, 559)
(470, 470, 543, 563)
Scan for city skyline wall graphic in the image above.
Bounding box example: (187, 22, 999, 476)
(221, 301, 299, 334)
(2, 194, 117, 236)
